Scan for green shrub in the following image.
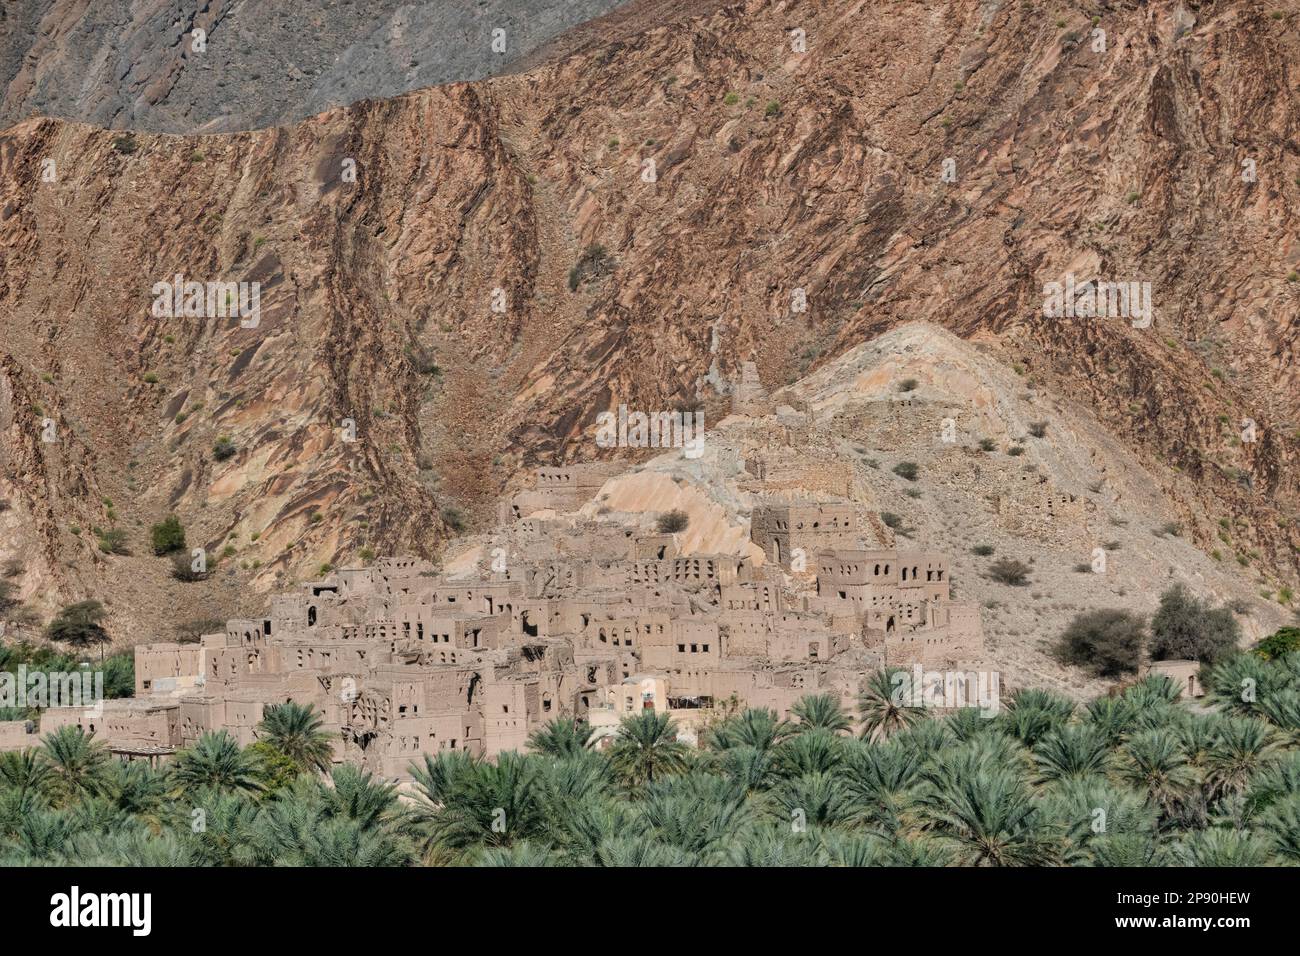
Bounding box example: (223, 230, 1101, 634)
(1056, 609, 1145, 677)
(97, 528, 131, 555)
(1254, 626, 1300, 661)
(1149, 584, 1240, 664)
(46, 600, 108, 646)
(213, 436, 237, 461)
(892, 462, 919, 481)
(150, 515, 186, 556)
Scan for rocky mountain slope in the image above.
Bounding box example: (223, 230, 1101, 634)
(0, 0, 1297, 643)
(443, 320, 1293, 697)
(0, 0, 630, 133)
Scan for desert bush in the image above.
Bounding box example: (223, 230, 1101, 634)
(213, 436, 237, 461)
(1149, 584, 1240, 664)
(656, 510, 689, 534)
(568, 243, 610, 291)
(170, 552, 208, 582)
(407, 346, 441, 376)
(440, 505, 466, 533)
(988, 558, 1031, 586)
(150, 515, 186, 556)
(971, 544, 995, 556)
(46, 600, 108, 646)
(175, 618, 225, 643)
(96, 528, 131, 555)
(1254, 626, 1300, 661)
(892, 462, 919, 481)
(1056, 609, 1145, 677)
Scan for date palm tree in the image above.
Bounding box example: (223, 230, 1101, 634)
(609, 712, 691, 788)
(322, 764, 406, 832)
(916, 759, 1061, 866)
(294, 816, 415, 867)
(842, 737, 925, 832)
(856, 668, 922, 742)
(411, 751, 546, 856)
(475, 840, 565, 866)
(1204, 653, 1277, 718)
(1173, 828, 1274, 866)
(527, 717, 595, 757)
(635, 773, 752, 860)
(1116, 729, 1199, 818)
(0, 749, 52, 800)
(998, 688, 1075, 747)
(724, 827, 830, 866)
(706, 707, 796, 752)
(102, 760, 170, 832)
(1259, 791, 1300, 864)
(171, 731, 263, 796)
(187, 789, 263, 866)
(767, 771, 855, 829)
(791, 693, 853, 735)
(1203, 716, 1281, 804)
(1032, 724, 1115, 784)
(256, 702, 335, 774)
(38, 726, 110, 806)
(771, 729, 845, 778)
(1241, 751, 1300, 822)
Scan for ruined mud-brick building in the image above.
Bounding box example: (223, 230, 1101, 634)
(6, 466, 982, 780)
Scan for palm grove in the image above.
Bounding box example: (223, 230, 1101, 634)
(2, 636, 1300, 866)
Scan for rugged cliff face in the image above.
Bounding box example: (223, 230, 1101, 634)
(0, 0, 1297, 639)
(0, 0, 630, 132)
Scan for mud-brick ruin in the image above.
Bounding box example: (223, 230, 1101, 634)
(3, 460, 984, 779)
